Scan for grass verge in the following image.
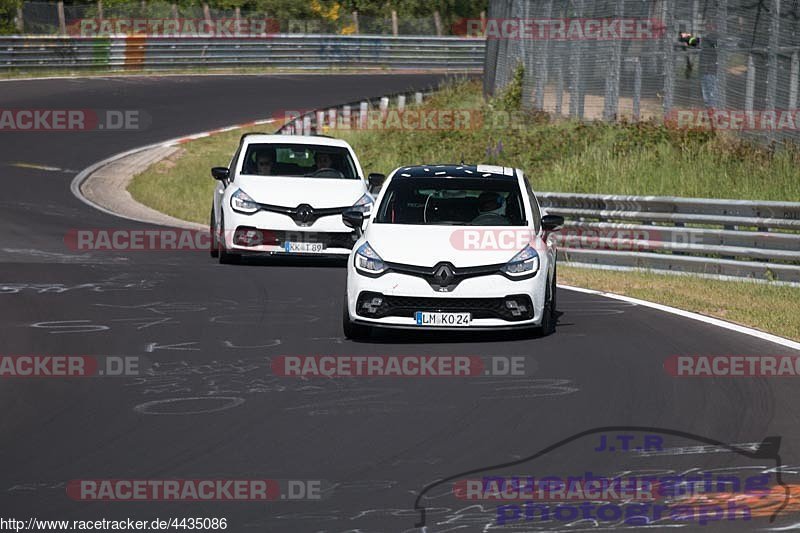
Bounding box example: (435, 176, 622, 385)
(560, 266, 800, 342)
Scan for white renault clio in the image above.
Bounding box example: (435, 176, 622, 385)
(210, 134, 384, 263)
(341, 164, 564, 339)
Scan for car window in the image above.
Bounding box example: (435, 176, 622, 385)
(374, 177, 527, 226)
(240, 143, 358, 179)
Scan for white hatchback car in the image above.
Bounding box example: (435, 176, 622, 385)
(341, 164, 564, 339)
(210, 134, 384, 263)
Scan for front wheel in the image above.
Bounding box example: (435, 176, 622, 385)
(209, 206, 219, 258)
(536, 268, 557, 337)
(342, 295, 371, 340)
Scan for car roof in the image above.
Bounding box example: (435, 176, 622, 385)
(392, 164, 520, 180)
(241, 134, 353, 149)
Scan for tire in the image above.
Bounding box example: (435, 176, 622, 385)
(217, 213, 241, 265)
(536, 268, 558, 337)
(209, 206, 219, 258)
(342, 295, 370, 340)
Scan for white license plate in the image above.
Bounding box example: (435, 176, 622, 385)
(415, 312, 472, 327)
(284, 242, 325, 253)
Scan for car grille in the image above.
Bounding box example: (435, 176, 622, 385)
(356, 292, 534, 321)
(234, 227, 357, 249)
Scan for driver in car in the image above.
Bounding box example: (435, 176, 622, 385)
(255, 151, 274, 176)
(472, 192, 509, 225)
(314, 152, 334, 171)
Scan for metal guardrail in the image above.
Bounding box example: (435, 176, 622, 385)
(540, 193, 800, 283)
(276, 97, 800, 284)
(0, 35, 485, 70)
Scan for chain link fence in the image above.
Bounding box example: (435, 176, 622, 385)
(484, 0, 800, 144)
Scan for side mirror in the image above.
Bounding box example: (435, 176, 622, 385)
(541, 214, 565, 232)
(211, 167, 230, 180)
(342, 210, 365, 233)
(367, 173, 385, 194)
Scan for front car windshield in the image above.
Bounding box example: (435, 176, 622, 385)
(241, 143, 359, 179)
(374, 177, 527, 226)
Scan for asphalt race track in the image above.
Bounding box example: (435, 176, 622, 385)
(1, 74, 800, 532)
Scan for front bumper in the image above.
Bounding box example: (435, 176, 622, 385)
(346, 264, 548, 329)
(223, 209, 359, 255)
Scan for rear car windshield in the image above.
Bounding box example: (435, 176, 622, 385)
(374, 177, 527, 226)
(241, 143, 358, 179)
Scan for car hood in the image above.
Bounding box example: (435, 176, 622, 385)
(235, 175, 367, 208)
(364, 224, 540, 268)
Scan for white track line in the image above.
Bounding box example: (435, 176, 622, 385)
(559, 284, 800, 352)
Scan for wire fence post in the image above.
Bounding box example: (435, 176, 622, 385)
(534, 0, 554, 110)
(746, 55, 756, 115)
(603, 0, 624, 121)
(662, 0, 676, 117)
(633, 57, 642, 122)
(790, 52, 799, 111)
(569, 0, 585, 119)
(716, 0, 728, 110)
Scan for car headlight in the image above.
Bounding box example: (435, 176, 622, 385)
(351, 193, 374, 214)
(501, 245, 540, 278)
(355, 242, 386, 275)
(230, 189, 259, 214)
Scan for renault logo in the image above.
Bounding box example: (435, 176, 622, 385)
(434, 264, 455, 286)
(295, 204, 315, 225)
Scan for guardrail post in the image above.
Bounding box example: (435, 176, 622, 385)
(302, 115, 311, 136)
(790, 52, 799, 110)
(352, 11, 359, 35)
(327, 108, 337, 130)
(359, 101, 368, 129)
(315, 110, 325, 134)
(57, 1, 66, 35)
(391, 10, 398, 37)
(415, 92, 423, 105)
(397, 94, 406, 112)
(342, 105, 351, 129)
(379, 97, 389, 119)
